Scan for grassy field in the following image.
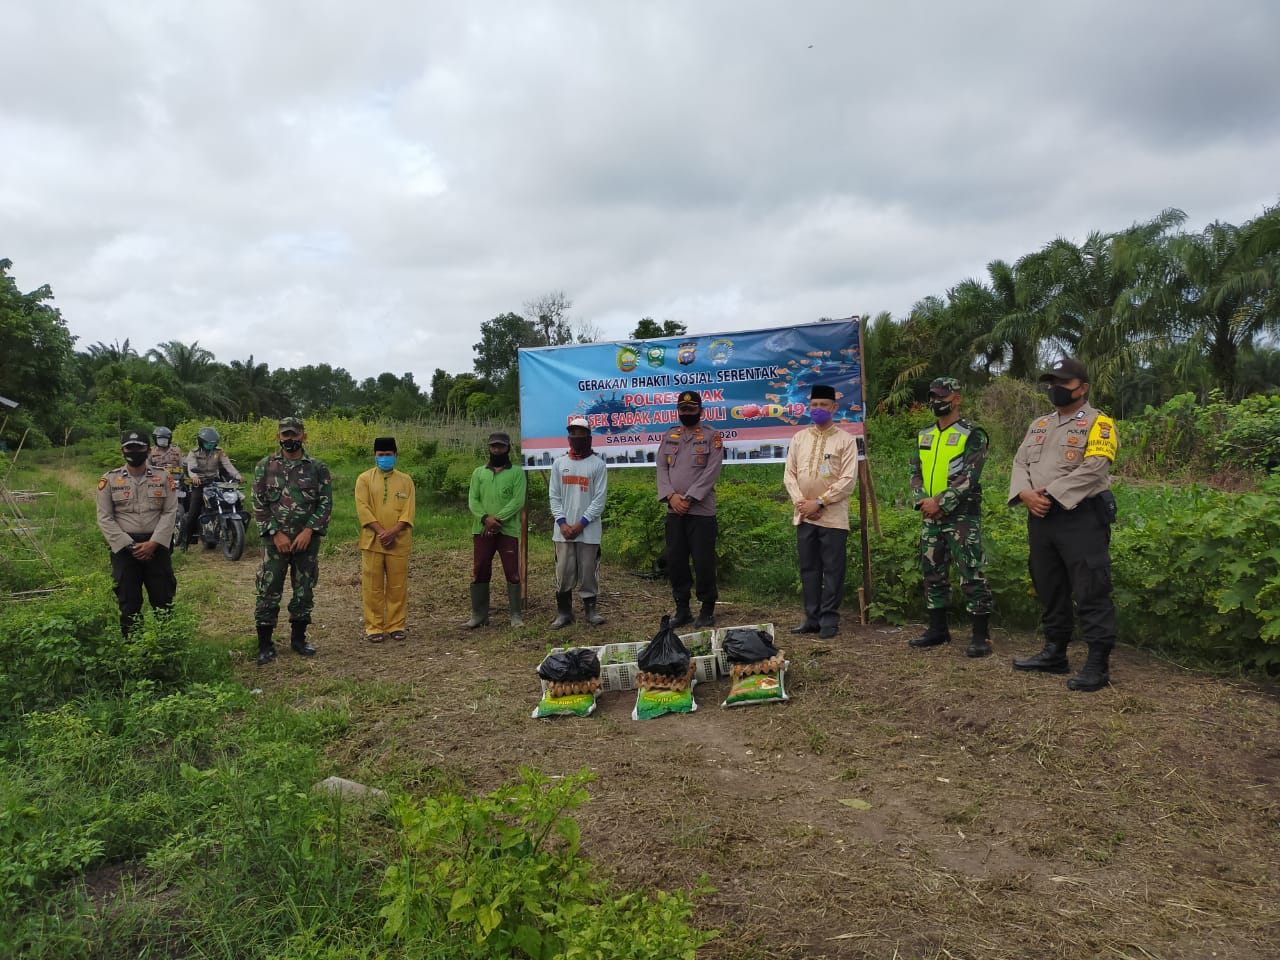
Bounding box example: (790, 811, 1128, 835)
(2, 446, 1279, 959)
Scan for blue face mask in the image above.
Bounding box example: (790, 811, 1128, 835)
(375, 455, 396, 472)
(809, 407, 833, 426)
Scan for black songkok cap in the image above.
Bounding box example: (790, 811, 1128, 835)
(809, 384, 837, 401)
(373, 437, 397, 452)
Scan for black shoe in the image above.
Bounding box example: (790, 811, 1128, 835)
(694, 604, 716, 628)
(256, 645, 276, 666)
(670, 603, 694, 629)
(1012, 640, 1071, 674)
(818, 624, 838, 639)
(965, 614, 993, 658)
(790, 623, 820, 635)
(256, 624, 275, 665)
(290, 622, 316, 657)
(550, 591, 575, 629)
(1066, 643, 1111, 691)
(910, 608, 952, 648)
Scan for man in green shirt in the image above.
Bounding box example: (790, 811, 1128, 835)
(466, 432, 528, 627)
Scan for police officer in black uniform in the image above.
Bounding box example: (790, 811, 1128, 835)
(656, 390, 725, 627)
(96, 430, 179, 636)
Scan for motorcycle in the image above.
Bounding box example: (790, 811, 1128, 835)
(166, 466, 190, 552)
(189, 481, 251, 561)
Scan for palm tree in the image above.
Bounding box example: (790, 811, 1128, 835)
(147, 340, 236, 417)
(1156, 208, 1280, 397)
(228, 355, 287, 419)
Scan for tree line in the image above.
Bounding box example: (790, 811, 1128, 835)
(3, 202, 1278, 446)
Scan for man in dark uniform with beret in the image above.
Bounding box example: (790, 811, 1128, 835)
(1009, 357, 1120, 691)
(96, 430, 179, 637)
(657, 390, 725, 627)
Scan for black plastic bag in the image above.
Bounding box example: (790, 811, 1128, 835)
(538, 648, 601, 682)
(637, 615, 691, 677)
(723, 628, 778, 664)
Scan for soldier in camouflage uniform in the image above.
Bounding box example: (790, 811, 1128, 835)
(909, 377, 993, 657)
(252, 416, 332, 665)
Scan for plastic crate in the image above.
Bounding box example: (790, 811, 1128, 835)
(600, 659, 640, 692)
(712, 623, 777, 676)
(598, 641, 717, 689)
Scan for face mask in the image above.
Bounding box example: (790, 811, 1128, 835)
(280, 438, 303, 453)
(124, 450, 148, 467)
(155, 438, 170, 448)
(375, 455, 396, 471)
(200, 442, 216, 452)
(1047, 384, 1077, 407)
(930, 400, 954, 417)
(568, 435, 592, 455)
(488, 449, 511, 469)
(679, 412, 701, 427)
(809, 407, 833, 426)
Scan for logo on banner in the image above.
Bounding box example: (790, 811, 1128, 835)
(617, 346, 639, 373)
(646, 345, 666, 368)
(678, 341, 697, 365)
(709, 339, 733, 365)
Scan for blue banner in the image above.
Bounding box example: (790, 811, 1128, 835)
(518, 318, 864, 468)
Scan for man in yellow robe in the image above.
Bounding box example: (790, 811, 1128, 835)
(355, 437, 416, 641)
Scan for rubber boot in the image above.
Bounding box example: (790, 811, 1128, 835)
(256, 624, 276, 666)
(583, 596, 605, 626)
(550, 591, 575, 629)
(670, 600, 693, 629)
(910, 608, 952, 648)
(290, 620, 316, 657)
(1067, 643, 1112, 692)
(966, 614, 993, 658)
(1012, 637, 1071, 673)
(507, 582, 524, 627)
(694, 602, 716, 628)
(465, 582, 490, 629)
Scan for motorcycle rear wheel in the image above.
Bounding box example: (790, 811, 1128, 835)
(222, 518, 246, 561)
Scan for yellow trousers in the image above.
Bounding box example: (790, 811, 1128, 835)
(361, 550, 409, 634)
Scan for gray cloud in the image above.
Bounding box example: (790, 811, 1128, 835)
(3, 1, 1278, 379)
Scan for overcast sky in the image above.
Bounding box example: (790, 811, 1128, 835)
(3, 1, 1278, 381)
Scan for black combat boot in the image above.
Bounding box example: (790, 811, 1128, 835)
(910, 608, 951, 648)
(1012, 637, 1070, 673)
(550, 591, 575, 629)
(583, 597, 605, 626)
(694, 602, 716, 628)
(670, 599, 693, 629)
(290, 620, 317, 657)
(966, 614, 993, 658)
(256, 623, 276, 666)
(1067, 643, 1112, 692)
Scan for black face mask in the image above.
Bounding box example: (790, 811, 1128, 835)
(929, 400, 953, 417)
(1047, 384, 1077, 407)
(568, 436, 592, 455)
(124, 450, 148, 467)
(280, 438, 303, 453)
(488, 451, 511, 469)
(679, 412, 701, 427)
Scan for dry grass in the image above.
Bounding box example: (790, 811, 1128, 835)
(197, 534, 1280, 960)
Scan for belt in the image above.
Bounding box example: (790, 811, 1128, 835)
(129, 532, 155, 542)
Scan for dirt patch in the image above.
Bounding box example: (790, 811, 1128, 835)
(190, 538, 1280, 960)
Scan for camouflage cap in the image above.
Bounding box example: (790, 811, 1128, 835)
(928, 377, 962, 396)
(120, 429, 149, 447)
(278, 416, 304, 433)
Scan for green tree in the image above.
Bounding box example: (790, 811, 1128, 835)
(146, 340, 237, 417)
(228, 355, 288, 420)
(272, 363, 359, 415)
(631, 317, 688, 339)
(473, 312, 540, 382)
(0, 258, 78, 444)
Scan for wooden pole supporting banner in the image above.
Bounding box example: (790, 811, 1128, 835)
(519, 504, 529, 606)
(857, 455, 873, 622)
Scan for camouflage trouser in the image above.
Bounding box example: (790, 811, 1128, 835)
(920, 512, 992, 614)
(255, 540, 322, 627)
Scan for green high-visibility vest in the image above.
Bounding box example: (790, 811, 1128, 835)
(917, 423, 973, 497)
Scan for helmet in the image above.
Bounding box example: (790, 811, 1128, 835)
(197, 427, 220, 450)
(153, 426, 172, 441)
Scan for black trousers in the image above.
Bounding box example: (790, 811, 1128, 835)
(665, 513, 718, 605)
(797, 523, 848, 629)
(110, 543, 177, 636)
(1027, 503, 1116, 649)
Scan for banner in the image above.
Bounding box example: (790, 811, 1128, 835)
(518, 318, 864, 468)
